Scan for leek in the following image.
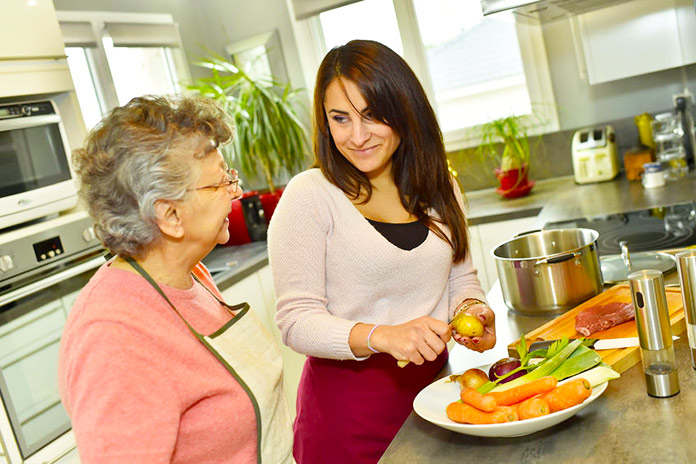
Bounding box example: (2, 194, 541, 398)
(576, 364, 620, 387)
(548, 344, 602, 381)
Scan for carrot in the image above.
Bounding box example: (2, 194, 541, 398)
(488, 376, 558, 406)
(516, 396, 550, 420)
(446, 402, 518, 424)
(540, 378, 592, 413)
(460, 387, 497, 412)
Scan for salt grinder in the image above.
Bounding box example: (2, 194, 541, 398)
(676, 250, 696, 369)
(628, 269, 680, 397)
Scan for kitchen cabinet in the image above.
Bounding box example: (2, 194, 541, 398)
(577, 0, 693, 85)
(219, 265, 306, 418)
(0, 0, 65, 60)
(469, 216, 539, 293)
(0, 0, 75, 99)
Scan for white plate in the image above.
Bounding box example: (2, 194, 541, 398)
(413, 366, 608, 438)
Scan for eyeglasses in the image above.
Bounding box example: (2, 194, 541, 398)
(188, 168, 240, 192)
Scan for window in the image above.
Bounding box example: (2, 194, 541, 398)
(319, 0, 403, 55)
(57, 12, 190, 130)
(65, 47, 103, 130)
(294, 0, 558, 150)
(102, 37, 179, 105)
(412, 0, 531, 132)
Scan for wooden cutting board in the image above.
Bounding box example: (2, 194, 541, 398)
(507, 284, 686, 374)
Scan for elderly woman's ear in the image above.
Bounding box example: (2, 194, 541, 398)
(154, 199, 185, 239)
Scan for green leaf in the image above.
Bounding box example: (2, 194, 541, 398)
(516, 335, 528, 360)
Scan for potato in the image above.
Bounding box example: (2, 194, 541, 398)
(451, 313, 484, 337)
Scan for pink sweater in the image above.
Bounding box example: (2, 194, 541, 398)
(58, 262, 257, 463)
(268, 169, 486, 360)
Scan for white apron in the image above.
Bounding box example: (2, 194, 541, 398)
(127, 258, 293, 464)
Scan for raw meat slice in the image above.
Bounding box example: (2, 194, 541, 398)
(575, 302, 635, 336)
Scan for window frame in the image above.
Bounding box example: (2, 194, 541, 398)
(291, 0, 559, 151)
(55, 10, 191, 122)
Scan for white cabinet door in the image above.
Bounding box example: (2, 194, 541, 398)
(578, 0, 684, 85)
(467, 225, 489, 293)
(0, 0, 65, 60)
(476, 216, 539, 291)
(220, 272, 274, 335)
(676, 0, 696, 65)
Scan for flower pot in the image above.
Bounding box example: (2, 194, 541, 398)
(495, 165, 535, 199)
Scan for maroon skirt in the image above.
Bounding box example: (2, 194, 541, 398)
(293, 349, 448, 464)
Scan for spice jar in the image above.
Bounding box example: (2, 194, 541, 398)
(628, 269, 680, 398)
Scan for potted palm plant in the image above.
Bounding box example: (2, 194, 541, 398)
(477, 113, 539, 198)
(185, 53, 310, 196)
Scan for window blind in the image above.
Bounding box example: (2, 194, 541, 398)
(59, 21, 98, 47)
(104, 22, 181, 48)
(291, 0, 362, 20)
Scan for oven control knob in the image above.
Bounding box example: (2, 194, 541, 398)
(82, 227, 96, 242)
(0, 255, 14, 273)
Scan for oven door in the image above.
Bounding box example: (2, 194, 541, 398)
(0, 110, 73, 196)
(0, 252, 106, 464)
(0, 108, 77, 230)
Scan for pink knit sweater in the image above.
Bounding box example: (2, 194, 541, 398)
(268, 169, 486, 360)
(58, 262, 257, 463)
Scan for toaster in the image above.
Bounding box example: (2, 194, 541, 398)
(572, 125, 619, 184)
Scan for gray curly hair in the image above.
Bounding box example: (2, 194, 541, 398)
(71, 94, 233, 257)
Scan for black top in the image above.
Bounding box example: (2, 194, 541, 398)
(367, 219, 429, 251)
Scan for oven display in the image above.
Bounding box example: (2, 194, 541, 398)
(32, 236, 64, 262)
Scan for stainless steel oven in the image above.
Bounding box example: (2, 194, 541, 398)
(0, 212, 105, 464)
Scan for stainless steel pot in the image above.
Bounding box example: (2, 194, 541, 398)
(491, 228, 603, 314)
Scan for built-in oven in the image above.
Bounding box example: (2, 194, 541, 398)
(0, 212, 105, 464)
(0, 100, 78, 231)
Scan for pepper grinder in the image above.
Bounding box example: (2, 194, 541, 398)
(676, 250, 696, 369)
(628, 269, 680, 397)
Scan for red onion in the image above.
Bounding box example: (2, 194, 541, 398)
(489, 357, 523, 383)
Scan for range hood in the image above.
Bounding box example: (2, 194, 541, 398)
(481, 0, 634, 22)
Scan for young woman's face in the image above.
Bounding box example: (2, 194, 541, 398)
(324, 78, 401, 181)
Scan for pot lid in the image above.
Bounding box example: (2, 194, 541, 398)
(600, 252, 677, 284)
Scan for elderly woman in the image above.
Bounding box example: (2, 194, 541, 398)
(58, 95, 292, 463)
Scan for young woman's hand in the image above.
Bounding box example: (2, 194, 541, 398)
(452, 304, 496, 352)
(368, 317, 452, 365)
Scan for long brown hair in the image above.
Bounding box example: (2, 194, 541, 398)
(313, 40, 468, 262)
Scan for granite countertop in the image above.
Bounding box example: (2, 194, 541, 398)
(202, 241, 269, 290)
(380, 333, 696, 463)
(465, 176, 574, 225)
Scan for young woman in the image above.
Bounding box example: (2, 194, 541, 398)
(268, 40, 496, 463)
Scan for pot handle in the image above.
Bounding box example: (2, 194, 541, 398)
(514, 229, 541, 238)
(535, 251, 581, 266)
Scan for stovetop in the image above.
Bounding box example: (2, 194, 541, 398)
(543, 202, 696, 256)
